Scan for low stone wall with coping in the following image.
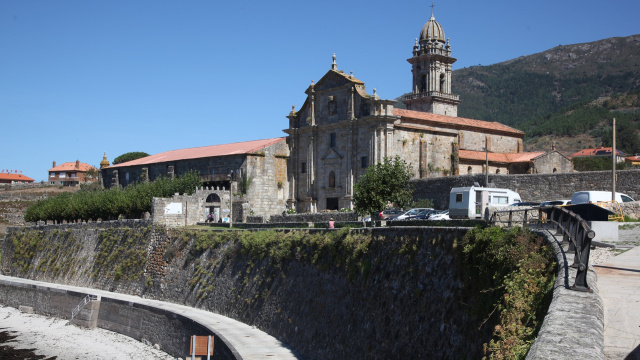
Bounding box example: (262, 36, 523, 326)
(526, 230, 604, 360)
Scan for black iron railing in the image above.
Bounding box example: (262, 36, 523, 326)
(490, 205, 595, 292)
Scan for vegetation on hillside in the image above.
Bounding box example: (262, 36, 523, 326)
(23, 170, 201, 223)
(112, 151, 150, 165)
(459, 227, 556, 359)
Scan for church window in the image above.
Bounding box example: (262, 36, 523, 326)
(467, 166, 472, 174)
(439, 74, 445, 92)
(329, 171, 336, 188)
(330, 133, 336, 147)
(496, 169, 500, 174)
(553, 168, 557, 173)
(301, 162, 306, 174)
(420, 74, 427, 92)
(361, 156, 368, 168)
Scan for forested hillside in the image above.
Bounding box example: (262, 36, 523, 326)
(395, 34, 640, 154)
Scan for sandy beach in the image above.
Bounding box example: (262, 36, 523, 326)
(0, 305, 176, 359)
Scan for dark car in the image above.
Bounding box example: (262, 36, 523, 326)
(509, 202, 540, 207)
(409, 209, 438, 220)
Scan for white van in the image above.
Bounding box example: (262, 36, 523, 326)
(449, 186, 522, 219)
(571, 191, 635, 205)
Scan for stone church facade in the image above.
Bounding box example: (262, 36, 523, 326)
(284, 12, 571, 213)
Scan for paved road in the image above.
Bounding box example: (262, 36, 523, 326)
(595, 224, 640, 360)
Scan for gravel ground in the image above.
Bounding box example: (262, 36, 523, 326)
(0, 305, 177, 360)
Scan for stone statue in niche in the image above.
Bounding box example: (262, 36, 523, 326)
(328, 96, 337, 115)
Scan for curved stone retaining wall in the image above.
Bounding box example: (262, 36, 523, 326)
(0, 278, 236, 359)
(526, 230, 604, 360)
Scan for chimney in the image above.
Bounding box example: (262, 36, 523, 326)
(75, 160, 80, 169)
(53, 161, 56, 168)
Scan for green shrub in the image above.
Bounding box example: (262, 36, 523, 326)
(459, 227, 555, 360)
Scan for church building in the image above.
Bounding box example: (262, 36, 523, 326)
(284, 10, 570, 213)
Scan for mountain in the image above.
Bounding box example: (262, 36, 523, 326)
(396, 34, 640, 154)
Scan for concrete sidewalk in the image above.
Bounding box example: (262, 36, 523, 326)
(0, 275, 299, 360)
(595, 246, 640, 360)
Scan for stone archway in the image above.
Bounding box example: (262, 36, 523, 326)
(205, 193, 222, 222)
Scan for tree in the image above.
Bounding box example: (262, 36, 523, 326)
(353, 156, 413, 218)
(112, 152, 150, 165)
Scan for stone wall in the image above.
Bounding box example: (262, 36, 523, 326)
(269, 211, 359, 223)
(1, 224, 489, 360)
(412, 169, 640, 209)
(0, 280, 234, 359)
(151, 187, 231, 227)
(526, 230, 604, 360)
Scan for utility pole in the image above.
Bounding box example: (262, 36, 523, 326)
(485, 136, 489, 187)
(612, 117, 616, 201)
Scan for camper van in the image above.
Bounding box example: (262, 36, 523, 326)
(449, 186, 522, 219)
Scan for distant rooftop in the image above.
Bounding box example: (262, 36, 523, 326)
(107, 137, 287, 168)
(571, 147, 627, 158)
(0, 173, 35, 182)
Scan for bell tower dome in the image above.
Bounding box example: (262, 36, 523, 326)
(403, 6, 460, 116)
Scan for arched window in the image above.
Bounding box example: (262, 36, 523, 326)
(467, 166, 472, 174)
(496, 169, 500, 174)
(439, 74, 445, 92)
(420, 74, 427, 92)
(553, 168, 557, 173)
(329, 171, 336, 188)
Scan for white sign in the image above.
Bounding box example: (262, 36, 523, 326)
(164, 202, 183, 215)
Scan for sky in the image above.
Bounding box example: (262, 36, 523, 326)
(1, 0, 639, 182)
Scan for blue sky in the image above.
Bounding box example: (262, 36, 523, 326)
(2, 0, 638, 182)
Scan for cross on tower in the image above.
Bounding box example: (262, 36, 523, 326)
(430, 2, 435, 16)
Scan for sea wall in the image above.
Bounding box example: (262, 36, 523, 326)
(1, 223, 486, 360)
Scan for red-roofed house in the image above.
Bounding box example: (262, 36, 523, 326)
(49, 161, 98, 186)
(282, 12, 571, 213)
(571, 147, 627, 163)
(0, 172, 35, 184)
(626, 155, 640, 166)
(103, 137, 289, 218)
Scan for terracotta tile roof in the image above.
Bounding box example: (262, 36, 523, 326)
(107, 137, 286, 168)
(570, 147, 627, 157)
(393, 108, 524, 136)
(49, 162, 97, 172)
(459, 149, 545, 163)
(0, 173, 35, 182)
(626, 155, 640, 162)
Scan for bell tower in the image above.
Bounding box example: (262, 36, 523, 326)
(403, 7, 460, 116)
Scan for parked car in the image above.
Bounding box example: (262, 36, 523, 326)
(375, 209, 404, 220)
(571, 191, 635, 205)
(410, 209, 438, 220)
(428, 210, 450, 220)
(540, 200, 570, 207)
(391, 208, 434, 221)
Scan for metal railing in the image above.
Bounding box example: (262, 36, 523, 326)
(490, 205, 595, 292)
(71, 294, 99, 319)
